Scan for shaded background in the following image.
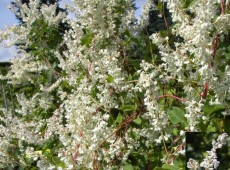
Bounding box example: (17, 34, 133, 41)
(186, 132, 230, 170)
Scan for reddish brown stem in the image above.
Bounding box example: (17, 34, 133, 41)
(73, 144, 80, 168)
(87, 63, 92, 74)
(147, 160, 151, 170)
(155, 95, 187, 103)
(201, 82, 209, 99)
(162, 13, 169, 31)
(220, 0, 225, 14)
(167, 142, 185, 164)
(210, 34, 220, 67)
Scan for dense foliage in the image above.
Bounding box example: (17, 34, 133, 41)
(0, 0, 230, 169)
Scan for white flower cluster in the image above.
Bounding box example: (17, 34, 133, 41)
(187, 133, 228, 170)
(184, 100, 204, 131)
(200, 133, 228, 169)
(139, 0, 153, 27)
(135, 60, 172, 143)
(10, 0, 65, 27)
(187, 158, 199, 170)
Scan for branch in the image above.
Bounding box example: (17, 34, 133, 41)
(155, 94, 187, 103)
(220, 0, 225, 14)
(1, 81, 8, 111)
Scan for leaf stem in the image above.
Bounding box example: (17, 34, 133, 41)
(155, 94, 187, 103)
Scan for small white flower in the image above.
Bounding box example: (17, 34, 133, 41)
(187, 158, 199, 169)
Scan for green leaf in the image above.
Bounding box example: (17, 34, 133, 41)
(157, 2, 163, 11)
(114, 17, 122, 27)
(123, 164, 134, 170)
(154, 168, 170, 170)
(18, 87, 33, 93)
(29, 167, 38, 170)
(120, 105, 135, 112)
(159, 30, 168, 38)
(173, 158, 185, 169)
(182, 0, 195, 8)
(207, 123, 217, 132)
(124, 29, 131, 37)
(162, 164, 180, 170)
(90, 83, 99, 99)
(224, 118, 230, 132)
(52, 156, 66, 168)
(106, 74, 114, 83)
(167, 107, 186, 125)
(172, 128, 179, 136)
(225, 53, 230, 60)
(81, 35, 93, 46)
(133, 117, 142, 125)
(131, 37, 141, 46)
(80, 30, 94, 46)
(116, 113, 123, 124)
(202, 104, 225, 115)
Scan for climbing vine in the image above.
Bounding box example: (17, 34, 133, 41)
(0, 0, 230, 169)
